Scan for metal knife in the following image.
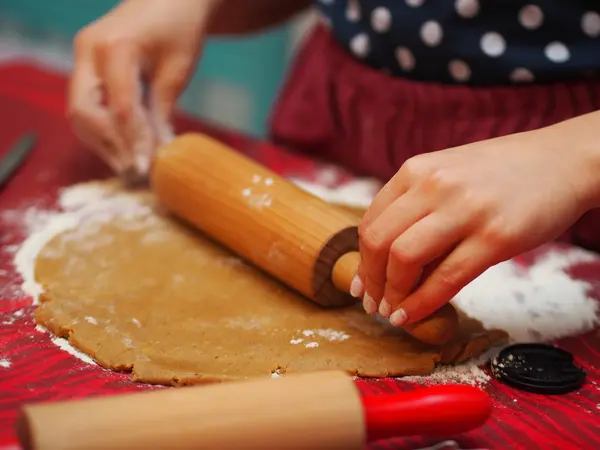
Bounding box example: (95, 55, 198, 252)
(0, 132, 38, 189)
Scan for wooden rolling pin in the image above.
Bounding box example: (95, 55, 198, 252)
(151, 133, 458, 345)
(16, 371, 492, 450)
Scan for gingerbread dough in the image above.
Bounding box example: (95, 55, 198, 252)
(34, 185, 506, 385)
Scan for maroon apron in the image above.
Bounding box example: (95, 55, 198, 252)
(270, 25, 600, 252)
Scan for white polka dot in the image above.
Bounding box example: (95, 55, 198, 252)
(346, 0, 361, 22)
(350, 33, 370, 58)
(545, 41, 570, 63)
(582, 12, 600, 37)
(509, 68, 535, 83)
(371, 7, 392, 33)
(519, 5, 544, 30)
(406, 0, 425, 7)
(449, 60, 471, 82)
(480, 32, 506, 57)
(395, 46, 415, 71)
(455, 0, 479, 19)
(420, 21, 443, 47)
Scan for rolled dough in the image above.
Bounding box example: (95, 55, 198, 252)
(34, 185, 506, 385)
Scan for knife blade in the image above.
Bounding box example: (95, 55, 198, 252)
(0, 132, 37, 189)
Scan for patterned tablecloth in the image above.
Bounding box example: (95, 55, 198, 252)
(1, 62, 600, 450)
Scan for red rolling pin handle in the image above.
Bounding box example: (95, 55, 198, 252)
(362, 385, 493, 442)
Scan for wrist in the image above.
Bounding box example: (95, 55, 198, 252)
(544, 112, 600, 211)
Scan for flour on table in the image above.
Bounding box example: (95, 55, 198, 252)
(453, 249, 599, 343)
(34, 324, 97, 365)
(58, 180, 121, 210)
(400, 360, 491, 387)
(1, 202, 58, 299)
(1, 308, 25, 325)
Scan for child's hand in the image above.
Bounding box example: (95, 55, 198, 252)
(354, 127, 596, 327)
(68, 0, 219, 176)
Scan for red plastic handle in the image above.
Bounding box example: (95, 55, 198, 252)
(361, 384, 493, 441)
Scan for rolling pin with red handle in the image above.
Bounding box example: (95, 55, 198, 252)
(151, 133, 459, 345)
(16, 371, 492, 450)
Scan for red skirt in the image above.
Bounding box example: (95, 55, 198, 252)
(269, 25, 600, 253)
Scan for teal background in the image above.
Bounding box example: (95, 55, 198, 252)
(0, 0, 299, 136)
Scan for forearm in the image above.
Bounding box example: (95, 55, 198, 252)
(542, 110, 600, 210)
(207, 0, 313, 35)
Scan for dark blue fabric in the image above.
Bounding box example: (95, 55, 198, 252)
(315, 0, 600, 85)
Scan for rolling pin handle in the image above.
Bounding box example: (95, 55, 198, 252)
(361, 384, 493, 441)
(331, 251, 361, 295)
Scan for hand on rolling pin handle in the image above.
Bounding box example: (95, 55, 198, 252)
(68, 0, 220, 178)
(353, 130, 595, 328)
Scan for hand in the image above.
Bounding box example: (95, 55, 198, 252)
(68, 0, 219, 176)
(352, 129, 594, 327)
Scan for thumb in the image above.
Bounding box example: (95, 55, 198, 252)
(149, 53, 195, 143)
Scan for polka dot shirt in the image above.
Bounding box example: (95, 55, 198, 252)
(316, 0, 600, 85)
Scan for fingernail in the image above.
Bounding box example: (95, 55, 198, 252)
(350, 275, 364, 298)
(379, 299, 392, 318)
(390, 308, 408, 327)
(363, 294, 377, 314)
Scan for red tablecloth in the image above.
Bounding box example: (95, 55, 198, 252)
(1, 63, 600, 450)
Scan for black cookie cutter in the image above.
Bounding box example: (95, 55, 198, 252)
(490, 343, 586, 395)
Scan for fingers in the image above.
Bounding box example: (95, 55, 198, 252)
(97, 43, 147, 169)
(388, 237, 498, 327)
(71, 115, 125, 172)
(68, 61, 128, 172)
(102, 43, 163, 176)
(355, 162, 419, 311)
(149, 53, 193, 143)
(381, 211, 469, 318)
(358, 192, 429, 313)
(360, 173, 409, 230)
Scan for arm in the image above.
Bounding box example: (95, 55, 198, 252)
(208, 0, 313, 35)
(542, 111, 600, 210)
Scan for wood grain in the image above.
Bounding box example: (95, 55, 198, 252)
(151, 133, 458, 344)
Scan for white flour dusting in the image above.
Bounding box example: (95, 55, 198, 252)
(453, 249, 599, 343)
(1, 308, 25, 325)
(289, 328, 351, 348)
(58, 181, 120, 210)
(301, 328, 351, 341)
(400, 361, 491, 387)
(293, 178, 381, 209)
(0, 358, 11, 368)
(33, 324, 97, 365)
(13, 181, 151, 305)
(51, 336, 97, 365)
(1, 202, 58, 299)
(7, 178, 600, 384)
(241, 174, 275, 210)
